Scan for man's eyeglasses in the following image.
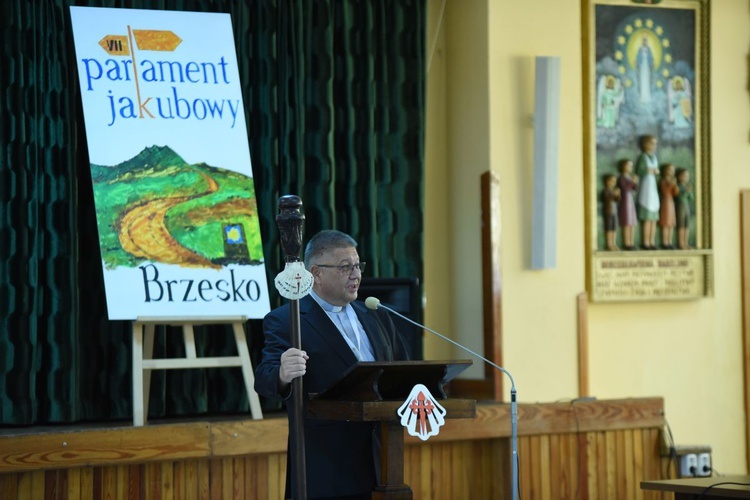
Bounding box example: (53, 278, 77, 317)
(316, 262, 367, 275)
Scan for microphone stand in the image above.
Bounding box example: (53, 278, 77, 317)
(372, 300, 519, 500)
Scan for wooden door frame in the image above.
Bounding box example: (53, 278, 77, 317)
(739, 190, 750, 471)
(449, 171, 504, 401)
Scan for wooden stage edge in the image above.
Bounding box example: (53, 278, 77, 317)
(0, 397, 663, 473)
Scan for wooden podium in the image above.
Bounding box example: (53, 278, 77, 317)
(307, 360, 477, 499)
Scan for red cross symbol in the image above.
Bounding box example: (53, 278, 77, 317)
(409, 391, 436, 436)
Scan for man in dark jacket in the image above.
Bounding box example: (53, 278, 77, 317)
(255, 230, 409, 499)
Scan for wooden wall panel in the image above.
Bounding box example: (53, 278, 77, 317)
(406, 428, 669, 499)
(0, 457, 288, 500)
(0, 399, 670, 499)
(0, 435, 671, 499)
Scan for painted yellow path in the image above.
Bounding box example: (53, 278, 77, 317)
(118, 172, 220, 268)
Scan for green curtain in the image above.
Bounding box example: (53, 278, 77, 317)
(0, 0, 425, 425)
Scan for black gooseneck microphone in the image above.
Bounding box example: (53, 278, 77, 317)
(365, 296, 519, 500)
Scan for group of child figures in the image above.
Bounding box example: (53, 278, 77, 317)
(601, 134, 694, 251)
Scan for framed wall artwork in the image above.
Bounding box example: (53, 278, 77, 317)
(583, 0, 713, 302)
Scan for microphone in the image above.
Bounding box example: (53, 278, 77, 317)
(365, 296, 519, 500)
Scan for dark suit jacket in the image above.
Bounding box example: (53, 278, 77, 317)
(254, 295, 410, 498)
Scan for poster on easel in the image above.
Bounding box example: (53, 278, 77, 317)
(70, 6, 271, 320)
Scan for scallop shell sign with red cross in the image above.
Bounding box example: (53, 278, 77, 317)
(397, 384, 447, 441)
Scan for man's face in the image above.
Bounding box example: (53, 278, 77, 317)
(311, 246, 362, 306)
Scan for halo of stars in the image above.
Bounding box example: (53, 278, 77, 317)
(612, 17, 675, 91)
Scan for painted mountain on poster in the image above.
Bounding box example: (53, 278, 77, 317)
(91, 145, 263, 270)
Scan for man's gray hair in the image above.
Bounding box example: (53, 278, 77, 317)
(304, 230, 358, 270)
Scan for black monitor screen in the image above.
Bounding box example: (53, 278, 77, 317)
(358, 277, 423, 360)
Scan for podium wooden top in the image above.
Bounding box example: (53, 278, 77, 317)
(310, 360, 473, 402)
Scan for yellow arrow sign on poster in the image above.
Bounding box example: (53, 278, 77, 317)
(133, 30, 182, 51)
(99, 35, 129, 56)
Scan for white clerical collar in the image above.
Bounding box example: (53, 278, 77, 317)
(309, 290, 346, 313)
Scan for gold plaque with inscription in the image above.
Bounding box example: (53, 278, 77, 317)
(591, 250, 712, 302)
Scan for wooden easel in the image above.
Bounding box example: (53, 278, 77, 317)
(132, 316, 263, 426)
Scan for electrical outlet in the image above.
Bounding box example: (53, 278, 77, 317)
(680, 453, 698, 477)
(697, 452, 711, 477)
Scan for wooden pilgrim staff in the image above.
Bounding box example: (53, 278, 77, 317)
(275, 194, 314, 499)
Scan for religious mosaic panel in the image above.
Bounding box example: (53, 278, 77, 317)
(583, 0, 712, 302)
